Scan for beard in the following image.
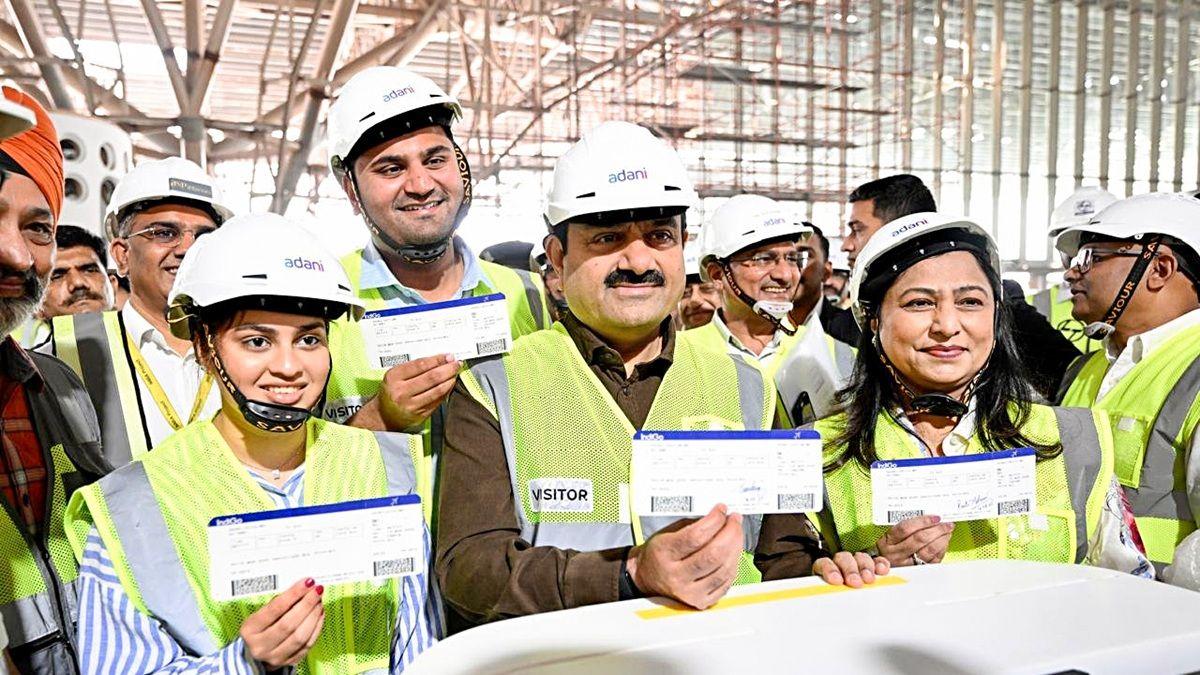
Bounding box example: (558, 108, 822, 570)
(0, 267, 49, 336)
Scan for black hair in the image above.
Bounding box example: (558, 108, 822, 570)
(848, 174, 937, 225)
(826, 250, 1061, 472)
(806, 223, 830, 262)
(55, 225, 106, 266)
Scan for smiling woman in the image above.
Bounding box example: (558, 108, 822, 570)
(807, 212, 1153, 589)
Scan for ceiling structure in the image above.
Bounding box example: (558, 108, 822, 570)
(1, 0, 1198, 268)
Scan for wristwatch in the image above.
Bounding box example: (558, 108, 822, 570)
(618, 557, 644, 600)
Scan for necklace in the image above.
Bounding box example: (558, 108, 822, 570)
(246, 443, 305, 482)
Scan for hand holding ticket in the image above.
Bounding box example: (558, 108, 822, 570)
(870, 448, 1037, 525)
(359, 293, 512, 369)
(631, 430, 824, 517)
(208, 495, 424, 600)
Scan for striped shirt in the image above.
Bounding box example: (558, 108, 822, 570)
(76, 465, 443, 674)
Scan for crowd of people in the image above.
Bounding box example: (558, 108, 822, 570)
(0, 64, 1196, 673)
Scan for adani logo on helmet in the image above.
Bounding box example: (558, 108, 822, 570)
(608, 167, 648, 184)
(382, 85, 415, 102)
(284, 257, 325, 271)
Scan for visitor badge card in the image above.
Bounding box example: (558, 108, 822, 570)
(631, 430, 824, 516)
(208, 495, 424, 601)
(870, 448, 1037, 525)
(359, 293, 511, 369)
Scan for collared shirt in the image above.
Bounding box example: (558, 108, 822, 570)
(892, 401, 1151, 577)
(122, 303, 222, 446)
(0, 338, 45, 532)
(358, 236, 490, 309)
(1098, 307, 1200, 400)
(435, 313, 823, 629)
(709, 310, 788, 367)
(76, 465, 442, 673)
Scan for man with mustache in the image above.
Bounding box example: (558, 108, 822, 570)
(322, 66, 547, 514)
(437, 122, 827, 630)
(0, 85, 110, 674)
(1055, 193, 1200, 578)
(47, 157, 233, 466)
(682, 195, 854, 426)
(677, 229, 721, 329)
(40, 226, 112, 319)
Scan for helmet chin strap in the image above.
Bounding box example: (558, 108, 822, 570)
(1083, 235, 1162, 340)
(204, 331, 322, 433)
(720, 261, 797, 337)
(873, 331, 989, 420)
(346, 141, 474, 266)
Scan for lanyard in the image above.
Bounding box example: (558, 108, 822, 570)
(125, 333, 214, 431)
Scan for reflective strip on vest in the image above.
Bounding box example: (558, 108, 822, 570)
(371, 431, 422, 498)
(1031, 288, 1052, 316)
(464, 334, 769, 552)
(51, 311, 149, 466)
(98, 461, 218, 655)
(1053, 407, 1109, 564)
(1055, 353, 1092, 405)
(511, 268, 546, 331)
(0, 581, 78, 646)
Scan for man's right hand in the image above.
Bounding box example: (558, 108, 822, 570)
(625, 504, 744, 610)
(375, 354, 460, 432)
(240, 578, 324, 668)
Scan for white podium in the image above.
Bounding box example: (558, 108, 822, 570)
(411, 560, 1200, 674)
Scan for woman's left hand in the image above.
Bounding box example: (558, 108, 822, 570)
(814, 551, 890, 587)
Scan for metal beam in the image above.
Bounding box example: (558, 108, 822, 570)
(931, 0, 945, 203)
(1045, 0, 1062, 262)
(1171, 0, 1192, 191)
(960, 0, 976, 215)
(189, 0, 239, 115)
(139, 0, 194, 114)
(5, 0, 74, 108)
(1098, 0, 1115, 190)
(271, 0, 360, 213)
(1122, 0, 1141, 197)
(990, 0, 1006, 240)
(900, 0, 914, 171)
(1072, 0, 1088, 187)
(184, 0, 204, 89)
(1017, 0, 1033, 264)
(870, 0, 882, 175)
(1146, 0, 1166, 192)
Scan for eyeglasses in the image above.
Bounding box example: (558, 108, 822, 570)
(1059, 245, 1144, 274)
(128, 225, 217, 247)
(731, 250, 808, 270)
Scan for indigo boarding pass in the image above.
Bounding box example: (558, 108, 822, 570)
(208, 495, 424, 600)
(870, 448, 1037, 525)
(359, 293, 512, 369)
(631, 430, 824, 516)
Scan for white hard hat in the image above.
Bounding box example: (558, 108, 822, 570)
(1048, 186, 1118, 238)
(167, 212, 364, 340)
(1054, 192, 1200, 258)
(326, 66, 462, 176)
(827, 240, 850, 272)
(544, 121, 698, 228)
(684, 227, 703, 278)
(0, 96, 35, 140)
(104, 157, 234, 240)
(850, 212, 1000, 326)
(699, 194, 811, 274)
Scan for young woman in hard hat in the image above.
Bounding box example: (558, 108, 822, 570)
(63, 214, 439, 673)
(810, 212, 1152, 586)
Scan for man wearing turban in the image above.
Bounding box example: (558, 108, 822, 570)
(0, 86, 110, 674)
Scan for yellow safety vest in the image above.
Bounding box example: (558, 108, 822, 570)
(324, 251, 548, 522)
(815, 404, 1112, 564)
(1059, 323, 1200, 567)
(461, 323, 775, 585)
(64, 418, 423, 674)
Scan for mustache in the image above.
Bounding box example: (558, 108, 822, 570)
(66, 287, 105, 304)
(604, 269, 666, 287)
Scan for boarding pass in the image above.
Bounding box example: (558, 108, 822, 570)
(359, 293, 512, 369)
(870, 448, 1036, 525)
(208, 495, 424, 601)
(631, 430, 824, 516)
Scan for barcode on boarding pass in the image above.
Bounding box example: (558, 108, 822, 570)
(231, 574, 277, 597)
(778, 493, 815, 511)
(373, 558, 415, 577)
(651, 496, 693, 513)
(997, 499, 1029, 515)
(887, 509, 924, 523)
(475, 338, 507, 354)
(379, 354, 411, 368)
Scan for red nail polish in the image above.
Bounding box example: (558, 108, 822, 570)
(316, 585, 324, 595)
(304, 578, 315, 588)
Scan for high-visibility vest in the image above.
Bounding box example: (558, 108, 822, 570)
(50, 311, 157, 467)
(815, 404, 1113, 564)
(679, 319, 855, 425)
(460, 323, 775, 585)
(1059, 323, 1200, 568)
(324, 253, 548, 523)
(1027, 285, 1100, 353)
(64, 419, 423, 674)
(1, 350, 109, 674)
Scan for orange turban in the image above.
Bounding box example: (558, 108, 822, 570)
(0, 87, 63, 223)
